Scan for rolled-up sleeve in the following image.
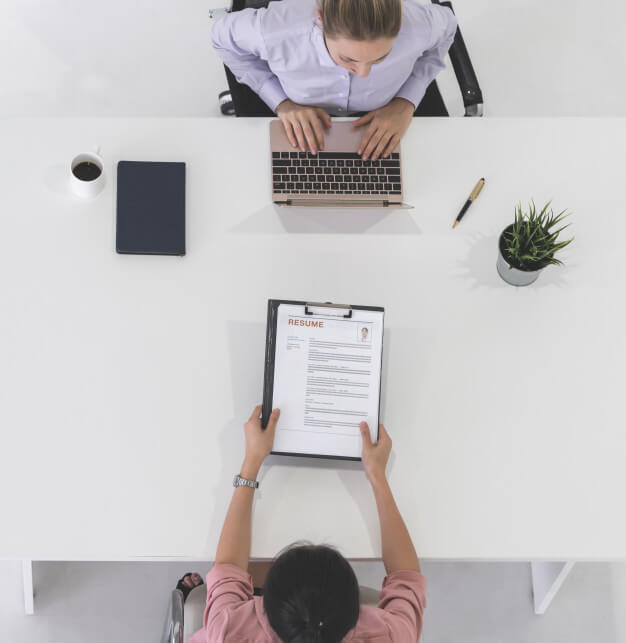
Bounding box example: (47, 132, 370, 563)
(395, 4, 458, 109)
(210, 9, 288, 111)
(201, 563, 254, 637)
(377, 569, 427, 640)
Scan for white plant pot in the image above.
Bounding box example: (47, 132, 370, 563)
(497, 226, 543, 286)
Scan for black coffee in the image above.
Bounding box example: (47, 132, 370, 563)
(72, 161, 102, 182)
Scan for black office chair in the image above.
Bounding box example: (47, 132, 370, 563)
(213, 0, 483, 118)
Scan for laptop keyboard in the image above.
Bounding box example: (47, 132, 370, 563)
(272, 151, 401, 196)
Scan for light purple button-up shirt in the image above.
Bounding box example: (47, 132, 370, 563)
(211, 0, 458, 115)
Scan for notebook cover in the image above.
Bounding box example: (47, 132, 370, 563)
(262, 299, 384, 461)
(116, 161, 186, 256)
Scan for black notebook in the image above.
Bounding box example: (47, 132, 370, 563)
(116, 161, 186, 256)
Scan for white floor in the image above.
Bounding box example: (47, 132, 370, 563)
(2, 0, 626, 641)
(1, 560, 626, 642)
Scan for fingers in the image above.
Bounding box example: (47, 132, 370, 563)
(354, 108, 401, 159)
(357, 124, 376, 157)
(280, 105, 331, 154)
(371, 132, 393, 161)
(291, 120, 308, 153)
(279, 117, 298, 149)
(296, 112, 328, 153)
(315, 108, 332, 130)
(360, 421, 372, 447)
(309, 118, 327, 153)
(380, 134, 399, 159)
(378, 424, 391, 445)
(352, 112, 375, 128)
(302, 120, 321, 154)
(248, 405, 263, 422)
(361, 128, 386, 161)
(265, 408, 281, 434)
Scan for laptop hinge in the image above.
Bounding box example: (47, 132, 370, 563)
(275, 199, 395, 208)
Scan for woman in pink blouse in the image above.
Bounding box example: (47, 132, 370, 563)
(189, 405, 426, 642)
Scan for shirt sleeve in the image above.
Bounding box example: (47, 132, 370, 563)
(395, 4, 458, 109)
(210, 9, 288, 112)
(202, 563, 255, 637)
(377, 569, 427, 640)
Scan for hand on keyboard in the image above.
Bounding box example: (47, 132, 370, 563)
(276, 99, 332, 155)
(352, 97, 415, 161)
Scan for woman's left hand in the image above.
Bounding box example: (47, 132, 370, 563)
(352, 97, 415, 161)
(243, 405, 280, 467)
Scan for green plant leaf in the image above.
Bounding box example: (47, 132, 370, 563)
(504, 200, 573, 269)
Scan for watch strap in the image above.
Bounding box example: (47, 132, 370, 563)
(233, 474, 259, 489)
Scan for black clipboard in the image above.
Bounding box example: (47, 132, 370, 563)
(262, 299, 384, 461)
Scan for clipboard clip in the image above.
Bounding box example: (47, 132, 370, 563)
(305, 302, 353, 319)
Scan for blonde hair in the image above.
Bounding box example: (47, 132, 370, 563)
(318, 0, 402, 41)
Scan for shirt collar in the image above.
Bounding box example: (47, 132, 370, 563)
(312, 19, 339, 68)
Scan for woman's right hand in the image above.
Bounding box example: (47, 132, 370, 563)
(275, 99, 332, 154)
(360, 422, 392, 485)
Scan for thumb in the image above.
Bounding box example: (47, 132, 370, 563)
(352, 112, 374, 128)
(360, 421, 372, 447)
(316, 108, 332, 129)
(248, 404, 263, 423)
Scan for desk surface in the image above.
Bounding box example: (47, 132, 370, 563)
(1, 117, 625, 561)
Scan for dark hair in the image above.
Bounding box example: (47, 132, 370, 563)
(264, 544, 360, 643)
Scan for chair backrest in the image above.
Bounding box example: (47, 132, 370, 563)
(232, 0, 275, 8)
(224, 64, 275, 117)
(183, 584, 208, 643)
(160, 589, 184, 643)
(432, 0, 483, 115)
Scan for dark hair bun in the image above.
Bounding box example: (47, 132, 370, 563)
(264, 544, 360, 642)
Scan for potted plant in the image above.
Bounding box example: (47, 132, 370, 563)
(497, 201, 573, 286)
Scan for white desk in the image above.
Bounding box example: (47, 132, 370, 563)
(1, 119, 625, 577)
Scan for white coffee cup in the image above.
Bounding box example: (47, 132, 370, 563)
(70, 146, 105, 198)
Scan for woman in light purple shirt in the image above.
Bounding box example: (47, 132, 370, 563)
(211, 0, 457, 161)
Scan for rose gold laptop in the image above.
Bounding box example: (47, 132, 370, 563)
(269, 120, 410, 208)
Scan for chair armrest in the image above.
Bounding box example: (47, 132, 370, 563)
(160, 589, 185, 643)
(432, 0, 484, 116)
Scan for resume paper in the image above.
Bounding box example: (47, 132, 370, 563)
(271, 304, 384, 459)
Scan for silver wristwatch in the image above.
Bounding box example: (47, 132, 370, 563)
(233, 474, 259, 489)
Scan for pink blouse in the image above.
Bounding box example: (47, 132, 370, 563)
(189, 563, 427, 642)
